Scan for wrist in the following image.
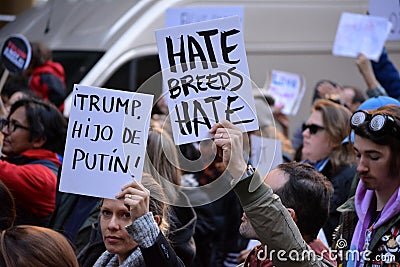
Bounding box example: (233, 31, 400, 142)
(229, 164, 255, 186)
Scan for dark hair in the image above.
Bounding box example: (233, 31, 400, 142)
(0, 225, 79, 267)
(342, 85, 367, 104)
(353, 104, 400, 177)
(312, 79, 340, 102)
(0, 181, 15, 231)
(274, 162, 333, 239)
(2, 76, 30, 101)
(8, 98, 67, 155)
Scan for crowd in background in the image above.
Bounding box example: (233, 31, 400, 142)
(0, 38, 400, 267)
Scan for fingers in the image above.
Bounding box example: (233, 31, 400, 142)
(356, 53, 368, 65)
(237, 249, 251, 263)
(124, 193, 149, 220)
(121, 188, 148, 205)
(120, 181, 140, 191)
(209, 120, 240, 134)
(116, 181, 150, 220)
(115, 181, 149, 199)
(120, 180, 149, 194)
(124, 193, 142, 204)
(123, 194, 145, 207)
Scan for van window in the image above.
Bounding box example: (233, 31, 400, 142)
(103, 55, 161, 94)
(53, 51, 104, 94)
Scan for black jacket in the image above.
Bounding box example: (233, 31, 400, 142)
(169, 204, 197, 266)
(321, 161, 356, 245)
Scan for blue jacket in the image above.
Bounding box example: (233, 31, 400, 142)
(372, 48, 400, 100)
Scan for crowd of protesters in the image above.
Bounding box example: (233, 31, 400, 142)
(0, 35, 400, 267)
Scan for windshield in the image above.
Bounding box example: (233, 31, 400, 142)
(53, 51, 104, 94)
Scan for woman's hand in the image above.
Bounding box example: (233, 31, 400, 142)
(115, 181, 150, 221)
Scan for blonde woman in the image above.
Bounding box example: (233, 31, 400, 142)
(94, 173, 184, 267)
(301, 99, 356, 245)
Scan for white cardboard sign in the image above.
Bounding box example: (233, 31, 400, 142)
(369, 0, 400, 41)
(264, 69, 306, 115)
(59, 85, 153, 199)
(156, 16, 259, 145)
(332, 12, 392, 61)
(166, 6, 244, 27)
(250, 135, 283, 179)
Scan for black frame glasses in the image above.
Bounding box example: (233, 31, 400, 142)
(0, 118, 30, 133)
(350, 110, 400, 136)
(302, 123, 325, 135)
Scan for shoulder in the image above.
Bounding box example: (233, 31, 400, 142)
(327, 163, 356, 181)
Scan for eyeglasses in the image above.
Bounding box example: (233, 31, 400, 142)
(302, 123, 325, 135)
(0, 118, 30, 132)
(350, 110, 400, 136)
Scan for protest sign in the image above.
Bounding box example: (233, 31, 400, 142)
(166, 6, 243, 27)
(369, 0, 400, 41)
(59, 85, 153, 199)
(263, 69, 306, 115)
(156, 16, 259, 145)
(1, 34, 31, 74)
(250, 135, 282, 178)
(332, 12, 392, 61)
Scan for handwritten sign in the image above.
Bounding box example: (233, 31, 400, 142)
(156, 16, 259, 145)
(264, 70, 306, 115)
(1, 34, 31, 74)
(59, 85, 153, 199)
(250, 135, 283, 179)
(332, 12, 392, 61)
(166, 6, 244, 27)
(370, 0, 400, 41)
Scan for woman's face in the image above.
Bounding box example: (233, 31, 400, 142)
(100, 199, 137, 262)
(302, 110, 335, 163)
(1, 106, 37, 156)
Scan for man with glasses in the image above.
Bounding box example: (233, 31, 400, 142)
(0, 98, 67, 226)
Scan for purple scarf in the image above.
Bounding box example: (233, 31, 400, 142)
(348, 182, 400, 267)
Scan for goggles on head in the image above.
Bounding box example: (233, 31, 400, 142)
(350, 110, 400, 137)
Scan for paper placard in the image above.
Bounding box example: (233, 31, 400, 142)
(156, 16, 259, 145)
(369, 0, 400, 41)
(59, 85, 153, 199)
(264, 70, 306, 115)
(332, 12, 392, 61)
(166, 6, 244, 27)
(250, 135, 283, 179)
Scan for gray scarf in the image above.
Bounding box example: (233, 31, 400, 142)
(93, 247, 144, 267)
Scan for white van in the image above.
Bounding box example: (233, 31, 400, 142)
(1, 0, 399, 136)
